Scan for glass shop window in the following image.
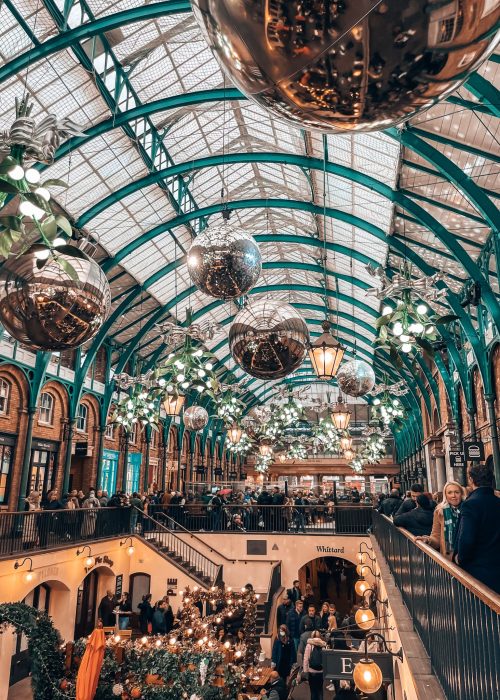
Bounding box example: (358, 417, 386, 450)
(38, 393, 54, 426)
(0, 379, 10, 415)
(76, 403, 88, 433)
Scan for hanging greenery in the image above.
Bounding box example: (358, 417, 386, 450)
(154, 340, 220, 401)
(286, 442, 308, 460)
(312, 419, 340, 454)
(112, 385, 160, 432)
(0, 603, 66, 700)
(226, 431, 252, 455)
(214, 387, 244, 426)
(371, 391, 406, 429)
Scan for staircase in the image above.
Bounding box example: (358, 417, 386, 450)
(139, 511, 222, 588)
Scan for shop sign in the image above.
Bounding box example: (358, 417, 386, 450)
(167, 577, 177, 596)
(115, 574, 123, 598)
(463, 441, 485, 461)
(323, 650, 394, 681)
(0, 433, 15, 446)
(75, 441, 88, 457)
(449, 451, 465, 470)
(240, 472, 247, 479)
(214, 468, 223, 476)
(196, 466, 206, 475)
(316, 545, 345, 554)
(228, 471, 238, 480)
(32, 439, 58, 451)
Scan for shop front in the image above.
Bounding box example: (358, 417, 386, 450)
(0, 433, 16, 505)
(28, 439, 59, 497)
(101, 448, 119, 495)
(126, 452, 142, 495)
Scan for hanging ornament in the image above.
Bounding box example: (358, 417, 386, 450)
(192, 1, 498, 133)
(337, 359, 376, 397)
(0, 243, 110, 350)
(308, 320, 345, 380)
(183, 405, 209, 431)
(229, 298, 309, 379)
(187, 221, 261, 299)
(156, 318, 222, 351)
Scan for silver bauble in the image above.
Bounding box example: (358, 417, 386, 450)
(337, 359, 376, 397)
(183, 405, 209, 431)
(187, 222, 261, 299)
(0, 244, 111, 351)
(229, 298, 309, 379)
(193, 0, 499, 133)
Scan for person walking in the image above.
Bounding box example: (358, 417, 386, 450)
(271, 624, 296, 680)
(300, 604, 321, 634)
(152, 601, 167, 634)
(303, 631, 327, 700)
(286, 579, 302, 604)
(394, 494, 434, 536)
(277, 594, 292, 627)
(286, 599, 304, 654)
(98, 590, 117, 627)
(416, 481, 465, 559)
(454, 464, 500, 593)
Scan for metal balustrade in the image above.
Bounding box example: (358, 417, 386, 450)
(148, 503, 373, 535)
(0, 508, 131, 558)
(372, 511, 500, 700)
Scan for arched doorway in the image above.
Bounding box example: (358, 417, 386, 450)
(10, 584, 51, 686)
(297, 556, 360, 618)
(74, 566, 115, 639)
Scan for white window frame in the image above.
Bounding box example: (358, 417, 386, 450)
(105, 423, 114, 440)
(0, 379, 10, 415)
(38, 392, 54, 426)
(76, 403, 88, 433)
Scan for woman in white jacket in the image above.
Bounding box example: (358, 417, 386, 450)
(303, 630, 327, 700)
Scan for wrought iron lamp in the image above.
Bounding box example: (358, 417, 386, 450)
(76, 544, 94, 568)
(14, 557, 35, 583)
(120, 536, 135, 556)
(308, 320, 345, 380)
(259, 442, 273, 457)
(352, 633, 403, 694)
(228, 423, 242, 444)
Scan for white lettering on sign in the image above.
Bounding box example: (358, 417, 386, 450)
(341, 657, 353, 674)
(38, 566, 59, 578)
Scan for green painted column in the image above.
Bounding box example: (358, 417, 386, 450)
(16, 407, 36, 511)
(62, 418, 76, 495)
(143, 426, 151, 492)
(95, 425, 106, 490)
(485, 395, 500, 486)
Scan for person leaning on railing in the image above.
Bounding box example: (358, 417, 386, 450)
(393, 494, 434, 537)
(415, 481, 465, 560)
(453, 464, 500, 594)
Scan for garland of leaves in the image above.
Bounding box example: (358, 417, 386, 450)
(226, 431, 252, 455)
(0, 603, 66, 700)
(312, 419, 340, 454)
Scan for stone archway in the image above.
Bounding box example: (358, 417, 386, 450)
(0, 602, 63, 700)
(297, 554, 360, 618)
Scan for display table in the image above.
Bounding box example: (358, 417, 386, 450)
(244, 666, 274, 693)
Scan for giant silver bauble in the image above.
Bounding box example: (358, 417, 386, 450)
(0, 244, 111, 351)
(183, 405, 209, 431)
(193, 0, 500, 132)
(187, 222, 261, 299)
(229, 298, 309, 379)
(337, 359, 376, 397)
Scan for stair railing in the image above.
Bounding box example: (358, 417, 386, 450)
(138, 509, 222, 587)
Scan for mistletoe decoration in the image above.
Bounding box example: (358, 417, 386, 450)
(112, 385, 160, 432)
(312, 419, 340, 454)
(0, 98, 81, 269)
(226, 431, 252, 455)
(215, 387, 244, 426)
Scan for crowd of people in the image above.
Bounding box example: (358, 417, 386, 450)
(376, 464, 500, 593)
(267, 578, 387, 700)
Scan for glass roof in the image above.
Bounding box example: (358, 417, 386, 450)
(0, 0, 498, 408)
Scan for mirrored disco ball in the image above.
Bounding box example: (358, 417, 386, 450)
(193, 0, 499, 132)
(337, 359, 376, 397)
(184, 405, 209, 431)
(0, 244, 111, 351)
(187, 222, 262, 299)
(229, 298, 309, 379)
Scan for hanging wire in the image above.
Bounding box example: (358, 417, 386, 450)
(22, 0, 41, 100)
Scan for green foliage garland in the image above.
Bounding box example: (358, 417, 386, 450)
(0, 602, 65, 700)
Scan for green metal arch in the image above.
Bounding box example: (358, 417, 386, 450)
(75, 152, 500, 329)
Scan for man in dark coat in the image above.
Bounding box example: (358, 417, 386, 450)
(394, 483, 424, 516)
(454, 464, 500, 593)
(286, 579, 302, 604)
(276, 594, 292, 627)
(394, 494, 434, 536)
(299, 604, 322, 634)
(98, 590, 117, 626)
(285, 599, 304, 653)
(380, 489, 403, 517)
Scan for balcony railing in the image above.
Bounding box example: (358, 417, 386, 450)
(0, 508, 132, 558)
(148, 503, 372, 535)
(372, 511, 500, 700)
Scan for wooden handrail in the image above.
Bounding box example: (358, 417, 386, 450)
(377, 513, 500, 614)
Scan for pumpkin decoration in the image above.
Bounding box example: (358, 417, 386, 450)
(145, 674, 164, 686)
(130, 688, 142, 699)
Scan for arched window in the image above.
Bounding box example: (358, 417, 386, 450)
(76, 403, 88, 433)
(0, 378, 10, 414)
(105, 423, 114, 440)
(38, 392, 54, 425)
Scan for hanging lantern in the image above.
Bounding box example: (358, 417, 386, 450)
(354, 607, 376, 631)
(344, 448, 355, 461)
(340, 433, 352, 452)
(308, 320, 345, 380)
(259, 443, 273, 457)
(353, 658, 383, 694)
(279, 454, 286, 463)
(228, 423, 242, 444)
(331, 397, 351, 431)
(163, 393, 185, 416)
